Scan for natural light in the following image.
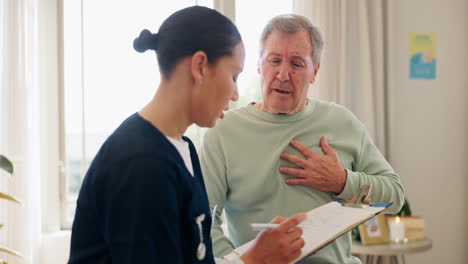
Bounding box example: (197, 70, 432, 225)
(63, 0, 292, 224)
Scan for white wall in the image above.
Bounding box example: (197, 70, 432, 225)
(387, 0, 468, 263)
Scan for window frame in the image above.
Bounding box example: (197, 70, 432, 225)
(58, 0, 70, 230)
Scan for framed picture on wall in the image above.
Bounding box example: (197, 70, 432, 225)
(358, 214, 390, 245)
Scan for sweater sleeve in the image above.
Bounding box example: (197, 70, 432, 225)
(199, 128, 236, 257)
(335, 127, 405, 213)
(104, 157, 185, 263)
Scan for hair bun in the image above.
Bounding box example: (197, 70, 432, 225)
(133, 29, 159, 53)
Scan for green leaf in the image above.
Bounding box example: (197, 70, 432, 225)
(0, 192, 22, 205)
(351, 226, 361, 241)
(0, 246, 23, 257)
(0, 155, 13, 176)
(0, 156, 22, 261)
(397, 199, 412, 216)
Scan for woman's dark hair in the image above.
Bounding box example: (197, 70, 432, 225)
(133, 6, 242, 78)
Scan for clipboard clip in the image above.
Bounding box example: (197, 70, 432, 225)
(341, 184, 371, 208)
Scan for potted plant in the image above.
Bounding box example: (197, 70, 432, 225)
(396, 199, 412, 216)
(0, 155, 23, 264)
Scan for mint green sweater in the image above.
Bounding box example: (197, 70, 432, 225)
(199, 99, 404, 264)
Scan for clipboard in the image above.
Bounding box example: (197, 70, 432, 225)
(223, 200, 393, 263)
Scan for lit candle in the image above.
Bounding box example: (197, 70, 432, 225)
(389, 216, 405, 243)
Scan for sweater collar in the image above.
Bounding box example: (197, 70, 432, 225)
(246, 98, 315, 123)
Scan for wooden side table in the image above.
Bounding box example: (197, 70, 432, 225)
(351, 237, 433, 264)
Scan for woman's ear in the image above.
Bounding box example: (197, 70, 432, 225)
(191, 51, 209, 84)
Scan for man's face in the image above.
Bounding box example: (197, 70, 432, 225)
(258, 29, 319, 114)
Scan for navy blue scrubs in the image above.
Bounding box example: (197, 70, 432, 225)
(68, 113, 215, 264)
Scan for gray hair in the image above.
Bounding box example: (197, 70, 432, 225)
(259, 14, 324, 68)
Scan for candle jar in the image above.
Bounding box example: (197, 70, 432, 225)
(389, 216, 406, 243)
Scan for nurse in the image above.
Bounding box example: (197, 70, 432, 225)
(68, 6, 306, 264)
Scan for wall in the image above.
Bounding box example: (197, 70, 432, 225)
(387, 0, 468, 263)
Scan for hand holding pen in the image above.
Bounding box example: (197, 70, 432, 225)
(240, 212, 307, 264)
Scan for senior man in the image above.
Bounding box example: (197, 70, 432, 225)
(200, 14, 404, 263)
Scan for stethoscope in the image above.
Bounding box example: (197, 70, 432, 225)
(194, 205, 217, 261)
(195, 214, 206, 261)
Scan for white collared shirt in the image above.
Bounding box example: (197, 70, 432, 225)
(166, 136, 194, 176)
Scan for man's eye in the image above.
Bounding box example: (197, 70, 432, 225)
(292, 62, 304, 67)
(269, 59, 280, 64)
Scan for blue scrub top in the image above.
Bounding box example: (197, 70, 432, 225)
(68, 113, 215, 264)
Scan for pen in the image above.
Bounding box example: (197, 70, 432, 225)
(251, 223, 279, 231)
(211, 204, 217, 218)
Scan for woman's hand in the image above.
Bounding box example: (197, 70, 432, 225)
(240, 212, 307, 264)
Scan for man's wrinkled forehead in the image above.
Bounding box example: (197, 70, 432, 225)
(261, 30, 313, 59)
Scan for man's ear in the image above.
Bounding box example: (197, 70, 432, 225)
(191, 51, 209, 84)
(310, 63, 321, 84)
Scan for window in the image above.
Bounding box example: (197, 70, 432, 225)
(60, 0, 292, 229)
(61, 0, 213, 228)
(234, 0, 292, 107)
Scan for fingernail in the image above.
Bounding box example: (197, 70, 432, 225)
(297, 212, 307, 221)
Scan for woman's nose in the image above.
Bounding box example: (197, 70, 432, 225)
(231, 86, 239, 101)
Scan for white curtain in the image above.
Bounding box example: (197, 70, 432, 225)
(294, 0, 388, 156)
(0, 0, 42, 263)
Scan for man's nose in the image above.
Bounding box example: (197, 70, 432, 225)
(276, 63, 291, 81)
